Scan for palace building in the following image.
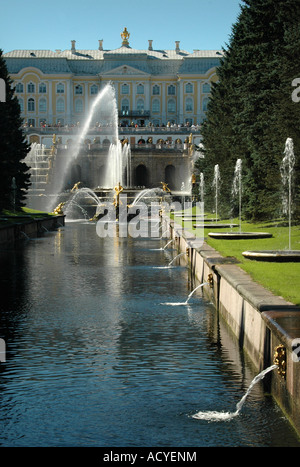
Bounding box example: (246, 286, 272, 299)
(3, 30, 223, 197)
(4, 29, 222, 130)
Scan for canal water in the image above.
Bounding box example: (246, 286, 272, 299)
(0, 220, 299, 447)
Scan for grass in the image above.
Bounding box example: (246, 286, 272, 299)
(171, 207, 300, 305)
(0, 207, 54, 226)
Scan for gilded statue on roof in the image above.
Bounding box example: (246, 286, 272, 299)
(121, 28, 130, 46)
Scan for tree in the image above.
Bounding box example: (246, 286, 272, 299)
(197, 0, 300, 220)
(0, 49, 30, 211)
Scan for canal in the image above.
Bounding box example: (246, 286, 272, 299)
(0, 220, 299, 447)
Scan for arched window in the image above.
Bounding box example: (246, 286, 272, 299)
(27, 82, 35, 93)
(152, 85, 160, 95)
(18, 98, 24, 112)
(121, 98, 129, 115)
(39, 98, 47, 112)
(57, 82, 65, 94)
(202, 83, 211, 93)
(152, 98, 160, 112)
(137, 98, 144, 112)
(185, 97, 193, 112)
(56, 98, 65, 113)
(75, 99, 83, 113)
(90, 84, 98, 95)
(168, 85, 176, 95)
(135, 164, 149, 187)
(185, 82, 193, 93)
(202, 97, 209, 111)
(28, 98, 35, 112)
(167, 99, 176, 112)
(75, 84, 83, 95)
(137, 83, 144, 94)
(15, 83, 24, 93)
(39, 82, 47, 93)
(122, 83, 129, 94)
(165, 165, 176, 190)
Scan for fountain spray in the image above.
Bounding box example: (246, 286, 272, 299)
(232, 159, 242, 233)
(212, 165, 220, 222)
(281, 138, 295, 250)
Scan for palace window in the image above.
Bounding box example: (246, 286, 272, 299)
(202, 97, 209, 111)
(57, 83, 65, 94)
(185, 83, 193, 93)
(121, 98, 129, 115)
(152, 98, 160, 112)
(167, 99, 176, 113)
(75, 99, 83, 113)
(152, 85, 160, 95)
(28, 98, 35, 111)
(56, 98, 65, 113)
(39, 98, 47, 112)
(39, 82, 47, 93)
(121, 83, 129, 94)
(137, 99, 144, 112)
(202, 83, 211, 93)
(15, 83, 24, 93)
(137, 83, 144, 94)
(91, 84, 98, 95)
(75, 84, 83, 95)
(185, 97, 193, 112)
(27, 82, 35, 93)
(18, 98, 24, 112)
(28, 118, 35, 126)
(168, 85, 176, 95)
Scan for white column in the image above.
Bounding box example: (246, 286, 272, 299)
(85, 82, 89, 117)
(161, 82, 166, 124)
(66, 79, 72, 124)
(178, 80, 184, 124)
(197, 81, 201, 124)
(145, 79, 150, 117)
(48, 81, 53, 124)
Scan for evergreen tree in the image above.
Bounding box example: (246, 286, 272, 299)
(197, 0, 300, 220)
(0, 49, 30, 211)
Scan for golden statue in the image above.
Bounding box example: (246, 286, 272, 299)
(161, 181, 171, 193)
(53, 202, 65, 215)
(52, 134, 57, 144)
(121, 27, 130, 46)
(191, 174, 196, 185)
(113, 182, 124, 207)
(71, 181, 81, 192)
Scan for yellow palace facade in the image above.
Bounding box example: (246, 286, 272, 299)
(4, 30, 222, 129)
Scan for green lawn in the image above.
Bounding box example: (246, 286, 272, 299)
(171, 208, 300, 305)
(0, 207, 55, 226)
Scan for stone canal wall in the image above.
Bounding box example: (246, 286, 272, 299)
(0, 215, 65, 245)
(162, 215, 300, 437)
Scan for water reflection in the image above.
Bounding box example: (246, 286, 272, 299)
(0, 222, 299, 447)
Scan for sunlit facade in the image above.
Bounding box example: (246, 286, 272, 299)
(4, 31, 222, 128)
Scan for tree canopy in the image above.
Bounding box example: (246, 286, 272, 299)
(197, 0, 300, 220)
(0, 49, 30, 211)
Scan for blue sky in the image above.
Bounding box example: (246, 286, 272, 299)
(1, 0, 242, 53)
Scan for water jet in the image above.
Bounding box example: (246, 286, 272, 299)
(208, 159, 273, 240)
(192, 364, 278, 421)
(242, 138, 300, 260)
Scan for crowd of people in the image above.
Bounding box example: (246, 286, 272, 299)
(22, 120, 202, 133)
